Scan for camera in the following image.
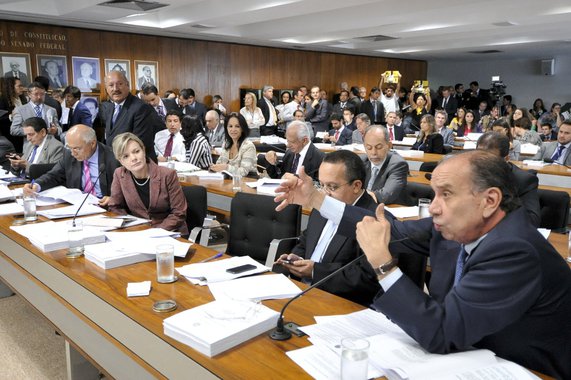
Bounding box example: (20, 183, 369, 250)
(489, 75, 506, 101)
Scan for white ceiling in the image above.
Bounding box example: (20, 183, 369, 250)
(2, 0, 571, 61)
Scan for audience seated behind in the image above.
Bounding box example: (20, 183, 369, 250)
(491, 118, 520, 161)
(362, 125, 408, 205)
(210, 113, 257, 177)
(411, 114, 444, 154)
(22, 124, 119, 206)
(204, 109, 226, 148)
(351, 113, 370, 144)
(513, 117, 542, 147)
(276, 150, 381, 306)
(264, 121, 323, 181)
(154, 109, 186, 162)
(9, 117, 63, 177)
(107, 132, 188, 235)
(533, 120, 571, 165)
(180, 115, 212, 170)
(323, 113, 352, 146)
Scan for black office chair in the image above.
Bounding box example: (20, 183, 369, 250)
(419, 161, 438, 173)
(29, 163, 56, 180)
(182, 185, 207, 232)
(538, 189, 570, 232)
(226, 192, 301, 265)
(404, 182, 435, 206)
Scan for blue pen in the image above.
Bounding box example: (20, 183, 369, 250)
(199, 252, 223, 263)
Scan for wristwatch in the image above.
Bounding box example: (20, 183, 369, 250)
(374, 257, 399, 279)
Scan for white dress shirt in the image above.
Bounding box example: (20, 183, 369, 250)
(154, 129, 186, 162)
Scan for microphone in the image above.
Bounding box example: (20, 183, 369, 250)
(269, 230, 431, 340)
(543, 158, 571, 170)
(72, 163, 106, 227)
(424, 173, 432, 180)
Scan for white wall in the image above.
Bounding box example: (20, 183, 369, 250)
(427, 54, 571, 111)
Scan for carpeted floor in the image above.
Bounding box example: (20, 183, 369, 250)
(0, 294, 67, 379)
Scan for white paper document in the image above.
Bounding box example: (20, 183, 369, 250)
(80, 214, 150, 231)
(127, 281, 151, 297)
(37, 203, 106, 219)
(177, 255, 269, 284)
(394, 149, 424, 158)
(0, 202, 24, 215)
(207, 273, 301, 302)
(84, 242, 155, 269)
(520, 143, 540, 155)
(163, 299, 279, 357)
(245, 178, 282, 196)
(385, 206, 419, 219)
(158, 161, 200, 172)
(186, 170, 224, 179)
(37, 186, 99, 205)
(260, 135, 287, 145)
(0, 185, 15, 203)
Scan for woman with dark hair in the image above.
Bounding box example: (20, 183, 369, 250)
(180, 115, 212, 169)
(492, 118, 520, 160)
(210, 113, 257, 176)
(0, 77, 27, 150)
(411, 114, 444, 154)
(458, 109, 478, 136)
(407, 88, 432, 131)
(530, 98, 547, 120)
(539, 102, 563, 129)
(510, 107, 537, 131)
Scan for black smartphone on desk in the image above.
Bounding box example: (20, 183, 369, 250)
(226, 264, 256, 274)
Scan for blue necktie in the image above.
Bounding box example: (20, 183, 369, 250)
(551, 145, 565, 162)
(112, 104, 121, 125)
(34, 105, 42, 118)
(454, 246, 467, 286)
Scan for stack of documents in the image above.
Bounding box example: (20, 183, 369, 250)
(163, 299, 279, 357)
(207, 274, 301, 302)
(80, 214, 150, 231)
(158, 161, 200, 173)
(84, 242, 155, 269)
(36, 186, 100, 205)
(186, 170, 224, 179)
(37, 203, 106, 219)
(10, 220, 106, 252)
(244, 178, 282, 196)
(0, 184, 15, 203)
(177, 256, 269, 284)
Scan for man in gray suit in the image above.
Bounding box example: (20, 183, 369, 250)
(205, 110, 225, 147)
(10, 82, 61, 140)
(533, 120, 571, 166)
(9, 117, 63, 177)
(435, 109, 454, 149)
(363, 125, 408, 205)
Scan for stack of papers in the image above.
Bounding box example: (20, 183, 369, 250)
(260, 135, 286, 145)
(158, 161, 200, 173)
(177, 256, 269, 285)
(127, 281, 151, 297)
(522, 160, 549, 167)
(80, 214, 150, 231)
(0, 185, 15, 203)
(163, 299, 279, 357)
(37, 203, 106, 219)
(84, 242, 155, 269)
(37, 186, 99, 205)
(0, 202, 23, 215)
(207, 274, 301, 302)
(520, 143, 540, 155)
(394, 149, 424, 158)
(244, 178, 282, 196)
(186, 170, 224, 180)
(10, 220, 106, 252)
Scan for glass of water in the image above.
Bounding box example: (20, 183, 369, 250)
(67, 220, 84, 258)
(340, 337, 369, 380)
(156, 244, 176, 283)
(232, 174, 242, 192)
(23, 194, 37, 222)
(418, 198, 431, 219)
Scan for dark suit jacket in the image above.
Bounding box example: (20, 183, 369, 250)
(66, 101, 93, 130)
(412, 133, 444, 154)
(291, 192, 380, 305)
(335, 206, 571, 379)
(386, 125, 405, 141)
(328, 127, 352, 145)
(258, 97, 278, 135)
(186, 101, 207, 123)
(510, 163, 540, 227)
(99, 94, 163, 161)
(108, 160, 188, 235)
(266, 143, 324, 180)
(36, 142, 119, 196)
(306, 99, 331, 132)
(365, 152, 408, 205)
(162, 98, 183, 113)
(0, 136, 15, 171)
(360, 99, 386, 125)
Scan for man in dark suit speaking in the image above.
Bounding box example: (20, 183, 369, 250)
(99, 70, 163, 161)
(274, 150, 571, 379)
(275, 150, 380, 305)
(23, 124, 120, 206)
(264, 120, 324, 181)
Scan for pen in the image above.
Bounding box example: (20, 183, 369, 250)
(199, 252, 223, 263)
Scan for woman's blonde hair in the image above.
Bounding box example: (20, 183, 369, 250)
(112, 132, 145, 161)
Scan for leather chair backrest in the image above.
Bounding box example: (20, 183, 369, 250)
(182, 185, 207, 232)
(29, 163, 56, 180)
(405, 182, 435, 207)
(538, 189, 570, 231)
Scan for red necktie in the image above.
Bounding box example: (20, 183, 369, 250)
(83, 161, 95, 195)
(334, 130, 340, 140)
(164, 134, 174, 157)
(389, 127, 394, 141)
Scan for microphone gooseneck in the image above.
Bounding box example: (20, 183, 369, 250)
(269, 230, 430, 340)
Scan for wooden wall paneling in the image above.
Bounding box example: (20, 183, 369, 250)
(158, 37, 185, 94)
(182, 39, 209, 101)
(298, 51, 321, 90)
(248, 45, 271, 90)
(319, 53, 337, 98)
(228, 44, 252, 112)
(206, 41, 231, 108)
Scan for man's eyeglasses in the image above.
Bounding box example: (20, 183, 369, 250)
(316, 181, 353, 193)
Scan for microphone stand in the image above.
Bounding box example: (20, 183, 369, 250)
(72, 165, 105, 227)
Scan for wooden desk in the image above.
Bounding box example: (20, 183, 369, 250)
(0, 213, 362, 379)
(180, 176, 311, 229)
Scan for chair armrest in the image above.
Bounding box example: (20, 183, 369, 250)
(265, 237, 299, 267)
(188, 224, 230, 246)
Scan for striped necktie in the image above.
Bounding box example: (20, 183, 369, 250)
(34, 105, 42, 118)
(454, 246, 467, 286)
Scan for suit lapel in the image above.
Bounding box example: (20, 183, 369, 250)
(148, 163, 161, 211)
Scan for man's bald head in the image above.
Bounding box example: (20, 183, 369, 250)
(105, 70, 130, 104)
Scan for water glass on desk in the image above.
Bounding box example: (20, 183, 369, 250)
(418, 198, 431, 219)
(340, 337, 369, 380)
(156, 244, 176, 283)
(67, 220, 84, 258)
(23, 194, 37, 222)
(232, 174, 242, 192)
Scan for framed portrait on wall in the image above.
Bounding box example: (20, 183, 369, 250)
(80, 95, 100, 124)
(0, 52, 32, 87)
(134, 60, 158, 90)
(72, 56, 100, 92)
(104, 59, 131, 84)
(36, 54, 68, 90)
